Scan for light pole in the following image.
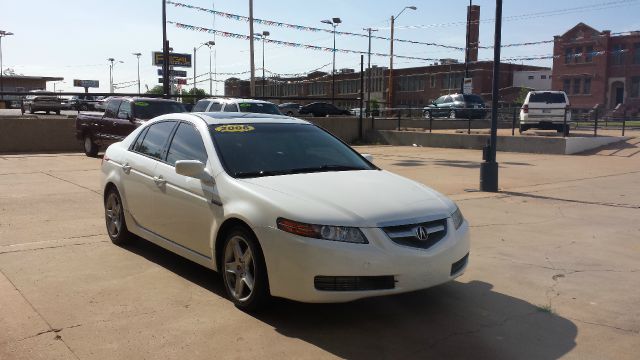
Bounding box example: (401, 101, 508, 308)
(193, 41, 215, 95)
(206, 41, 215, 95)
(0, 30, 14, 102)
(387, 6, 416, 109)
(363, 27, 378, 116)
(254, 31, 270, 97)
(52, 81, 65, 95)
(107, 58, 123, 93)
(321, 18, 341, 104)
(132, 52, 141, 94)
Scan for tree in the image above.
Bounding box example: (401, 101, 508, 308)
(181, 87, 208, 104)
(146, 85, 164, 95)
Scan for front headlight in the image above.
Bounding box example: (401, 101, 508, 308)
(276, 217, 368, 244)
(451, 206, 464, 230)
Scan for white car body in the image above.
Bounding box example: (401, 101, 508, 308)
(520, 91, 571, 128)
(101, 112, 469, 303)
(192, 97, 281, 115)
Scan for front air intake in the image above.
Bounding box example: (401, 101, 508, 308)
(314, 276, 396, 291)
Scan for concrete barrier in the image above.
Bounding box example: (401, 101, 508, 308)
(0, 116, 81, 153)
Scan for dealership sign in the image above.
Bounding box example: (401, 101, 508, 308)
(157, 69, 188, 77)
(152, 52, 192, 68)
(73, 79, 99, 88)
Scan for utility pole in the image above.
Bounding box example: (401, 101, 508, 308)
(480, 0, 502, 192)
(387, 6, 416, 110)
(322, 18, 341, 104)
(254, 31, 270, 97)
(249, 0, 256, 97)
(0, 30, 14, 102)
(132, 52, 141, 94)
(162, 0, 170, 99)
(462, 0, 472, 93)
(107, 58, 114, 93)
(363, 27, 377, 116)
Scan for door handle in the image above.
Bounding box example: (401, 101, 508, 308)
(153, 176, 167, 186)
(121, 163, 131, 173)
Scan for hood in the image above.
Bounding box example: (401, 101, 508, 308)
(237, 170, 453, 228)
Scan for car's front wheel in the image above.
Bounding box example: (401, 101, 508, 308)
(449, 110, 457, 119)
(222, 227, 270, 312)
(105, 188, 133, 245)
(83, 134, 99, 157)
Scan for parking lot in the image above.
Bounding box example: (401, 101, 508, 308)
(1, 140, 639, 359)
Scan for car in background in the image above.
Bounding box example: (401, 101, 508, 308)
(423, 94, 487, 120)
(278, 102, 302, 116)
(68, 95, 100, 111)
(23, 91, 66, 115)
(298, 102, 351, 117)
(520, 91, 571, 135)
(192, 98, 282, 115)
(76, 97, 187, 156)
(94, 96, 111, 111)
(101, 112, 470, 311)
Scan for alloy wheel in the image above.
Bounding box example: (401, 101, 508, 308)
(105, 192, 122, 237)
(223, 236, 256, 302)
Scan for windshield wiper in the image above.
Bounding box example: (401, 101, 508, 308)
(286, 164, 368, 174)
(235, 169, 293, 178)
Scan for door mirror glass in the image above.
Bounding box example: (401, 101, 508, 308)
(175, 160, 207, 179)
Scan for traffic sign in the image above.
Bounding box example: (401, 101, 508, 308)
(157, 69, 188, 77)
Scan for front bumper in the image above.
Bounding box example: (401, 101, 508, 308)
(255, 218, 470, 303)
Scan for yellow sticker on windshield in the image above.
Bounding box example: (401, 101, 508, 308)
(214, 124, 255, 133)
(135, 102, 149, 106)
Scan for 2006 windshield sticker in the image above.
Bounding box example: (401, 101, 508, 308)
(214, 125, 255, 133)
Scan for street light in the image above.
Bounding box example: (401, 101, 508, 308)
(107, 58, 124, 93)
(321, 17, 341, 104)
(363, 27, 378, 117)
(193, 41, 215, 95)
(0, 30, 15, 102)
(132, 52, 142, 94)
(387, 6, 416, 109)
(254, 31, 270, 97)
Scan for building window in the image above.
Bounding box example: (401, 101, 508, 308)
(541, 75, 547, 79)
(528, 75, 534, 80)
(583, 78, 591, 94)
(631, 77, 640, 98)
(563, 79, 571, 93)
(634, 43, 640, 64)
(612, 44, 626, 65)
(430, 75, 436, 88)
(573, 78, 581, 95)
(574, 47, 582, 63)
(585, 45, 594, 63)
(565, 48, 573, 64)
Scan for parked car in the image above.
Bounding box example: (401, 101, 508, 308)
(68, 95, 100, 111)
(298, 102, 351, 117)
(278, 102, 302, 116)
(101, 112, 470, 311)
(423, 94, 487, 120)
(192, 98, 281, 115)
(76, 97, 186, 157)
(94, 96, 111, 111)
(23, 91, 65, 115)
(520, 91, 572, 135)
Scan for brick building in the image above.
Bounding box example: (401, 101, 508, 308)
(551, 23, 640, 113)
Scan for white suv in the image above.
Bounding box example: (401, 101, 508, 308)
(192, 98, 282, 115)
(520, 91, 571, 135)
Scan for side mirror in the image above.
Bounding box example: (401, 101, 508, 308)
(175, 160, 211, 181)
(362, 154, 374, 162)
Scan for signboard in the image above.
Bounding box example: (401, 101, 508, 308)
(152, 52, 192, 68)
(73, 79, 99, 88)
(157, 69, 188, 77)
(463, 77, 473, 94)
(158, 78, 188, 85)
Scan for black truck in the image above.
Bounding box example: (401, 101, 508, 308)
(76, 97, 186, 156)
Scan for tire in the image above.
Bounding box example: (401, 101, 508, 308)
(28, 105, 34, 114)
(519, 125, 526, 134)
(221, 226, 270, 312)
(83, 134, 99, 157)
(104, 188, 133, 246)
(449, 110, 456, 119)
(424, 111, 431, 120)
(80, 104, 88, 111)
(55, 110, 61, 115)
(46, 111, 50, 115)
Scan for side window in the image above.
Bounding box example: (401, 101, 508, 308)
(131, 127, 149, 152)
(223, 103, 238, 112)
(444, 96, 453, 103)
(166, 123, 208, 166)
(208, 102, 222, 111)
(434, 96, 445, 104)
(137, 121, 176, 160)
(118, 101, 132, 119)
(104, 100, 122, 118)
(192, 100, 210, 112)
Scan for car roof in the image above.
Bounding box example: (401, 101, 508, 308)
(198, 97, 275, 105)
(157, 112, 310, 126)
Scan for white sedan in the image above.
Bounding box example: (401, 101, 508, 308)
(101, 112, 470, 311)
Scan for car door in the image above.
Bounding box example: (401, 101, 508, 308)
(121, 121, 177, 231)
(113, 100, 137, 141)
(152, 121, 220, 258)
(101, 99, 122, 142)
(431, 96, 444, 117)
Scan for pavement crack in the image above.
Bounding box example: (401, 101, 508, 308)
(41, 171, 101, 195)
(568, 317, 639, 334)
(0, 240, 108, 255)
(500, 191, 640, 209)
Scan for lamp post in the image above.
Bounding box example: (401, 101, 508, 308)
(387, 6, 416, 109)
(0, 30, 14, 102)
(132, 52, 142, 94)
(321, 17, 341, 104)
(193, 41, 215, 95)
(254, 31, 270, 97)
(363, 27, 378, 116)
(107, 58, 123, 93)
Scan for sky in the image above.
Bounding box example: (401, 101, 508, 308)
(1, 0, 639, 94)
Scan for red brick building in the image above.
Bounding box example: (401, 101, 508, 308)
(551, 23, 640, 113)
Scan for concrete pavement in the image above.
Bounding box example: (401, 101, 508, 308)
(1, 139, 639, 359)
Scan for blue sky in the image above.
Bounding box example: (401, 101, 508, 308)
(1, 0, 638, 93)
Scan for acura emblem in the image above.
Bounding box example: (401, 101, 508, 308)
(415, 226, 429, 241)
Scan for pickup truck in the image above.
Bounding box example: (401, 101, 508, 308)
(76, 97, 186, 156)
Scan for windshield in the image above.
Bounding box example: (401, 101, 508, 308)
(463, 94, 484, 104)
(210, 123, 375, 178)
(238, 102, 281, 115)
(529, 92, 566, 104)
(133, 101, 187, 120)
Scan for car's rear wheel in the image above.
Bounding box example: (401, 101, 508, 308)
(55, 110, 61, 115)
(28, 105, 34, 114)
(424, 110, 432, 120)
(105, 188, 132, 245)
(83, 134, 99, 157)
(449, 110, 456, 119)
(222, 227, 270, 312)
(80, 104, 88, 111)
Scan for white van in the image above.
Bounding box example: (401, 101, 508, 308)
(520, 91, 571, 135)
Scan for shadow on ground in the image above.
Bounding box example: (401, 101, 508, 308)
(124, 239, 577, 360)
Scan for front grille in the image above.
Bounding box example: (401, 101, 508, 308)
(451, 253, 469, 276)
(382, 218, 448, 250)
(314, 275, 395, 291)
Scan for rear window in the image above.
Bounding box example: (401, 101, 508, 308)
(463, 95, 484, 104)
(192, 100, 210, 112)
(529, 92, 566, 104)
(133, 101, 186, 120)
(238, 102, 281, 115)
